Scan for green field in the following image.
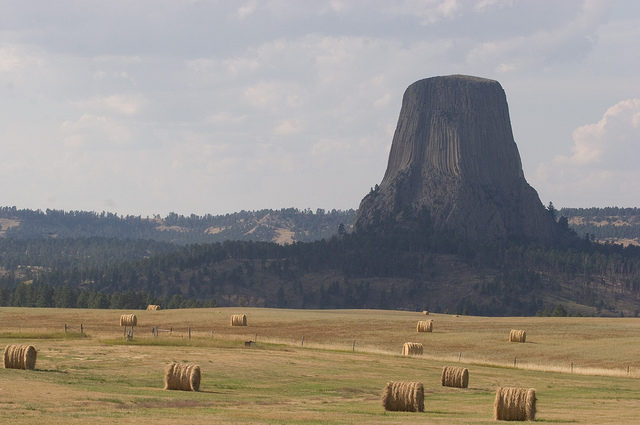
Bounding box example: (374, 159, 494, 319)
(1, 307, 639, 424)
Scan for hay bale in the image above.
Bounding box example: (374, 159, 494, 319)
(422, 310, 430, 315)
(416, 320, 433, 333)
(3, 344, 37, 370)
(494, 387, 536, 421)
(230, 314, 247, 326)
(146, 304, 160, 311)
(164, 362, 201, 391)
(381, 381, 424, 412)
(441, 366, 469, 388)
(509, 329, 526, 343)
(401, 342, 423, 356)
(120, 314, 137, 327)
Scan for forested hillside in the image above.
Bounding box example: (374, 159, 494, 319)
(559, 207, 640, 246)
(2, 222, 640, 317)
(0, 206, 355, 244)
(2, 205, 640, 316)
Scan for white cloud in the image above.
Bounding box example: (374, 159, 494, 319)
(535, 98, 640, 206)
(79, 94, 145, 116)
(207, 112, 246, 125)
(274, 120, 301, 135)
(561, 98, 640, 167)
(243, 82, 281, 108)
(467, 0, 612, 72)
(237, 0, 258, 19)
(0, 46, 23, 72)
(312, 139, 351, 155)
(0, 45, 44, 78)
(60, 114, 132, 147)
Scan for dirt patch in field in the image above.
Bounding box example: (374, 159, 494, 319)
(273, 228, 295, 245)
(205, 226, 227, 235)
(0, 218, 20, 236)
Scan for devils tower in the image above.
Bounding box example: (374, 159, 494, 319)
(354, 75, 557, 244)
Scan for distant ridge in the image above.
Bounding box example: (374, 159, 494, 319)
(0, 206, 355, 244)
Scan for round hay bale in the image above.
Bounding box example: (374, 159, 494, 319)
(509, 329, 526, 343)
(416, 320, 433, 333)
(494, 387, 536, 421)
(422, 310, 430, 315)
(401, 342, 423, 356)
(230, 314, 247, 326)
(146, 305, 160, 311)
(3, 344, 37, 370)
(441, 366, 469, 388)
(164, 362, 201, 391)
(381, 381, 424, 412)
(120, 314, 137, 327)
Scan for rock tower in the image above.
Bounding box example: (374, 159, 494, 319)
(354, 75, 556, 244)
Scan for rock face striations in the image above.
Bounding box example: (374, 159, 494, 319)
(354, 75, 556, 244)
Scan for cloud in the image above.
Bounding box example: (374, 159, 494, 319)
(535, 98, 640, 206)
(237, 0, 258, 19)
(467, 0, 613, 72)
(79, 94, 144, 116)
(274, 120, 301, 135)
(60, 113, 132, 147)
(560, 98, 640, 167)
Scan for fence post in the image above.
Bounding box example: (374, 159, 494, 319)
(64, 324, 67, 334)
(80, 324, 83, 335)
(255, 333, 257, 342)
(570, 362, 574, 373)
(513, 357, 517, 367)
(458, 352, 462, 362)
(352, 340, 356, 352)
(188, 327, 191, 340)
(301, 336, 305, 347)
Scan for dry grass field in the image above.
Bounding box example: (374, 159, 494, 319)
(1, 307, 640, 424)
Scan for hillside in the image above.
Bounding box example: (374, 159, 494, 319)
(559, 207, 640, 246)
(2, 205, 639, 247)
(3, 229, 640, 317)
(0, 206, 355, 245)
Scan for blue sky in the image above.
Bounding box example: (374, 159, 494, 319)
(1, 0, 639, 215)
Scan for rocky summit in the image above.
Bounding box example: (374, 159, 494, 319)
(354, 74, 556, 244)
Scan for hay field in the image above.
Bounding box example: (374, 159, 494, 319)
(1, 307, 640, 424)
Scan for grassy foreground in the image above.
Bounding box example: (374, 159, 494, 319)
(1, 307, 639, 424)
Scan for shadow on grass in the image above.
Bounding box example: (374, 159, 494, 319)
(35, 368, 68, 374)
(0, 332, 89, 340)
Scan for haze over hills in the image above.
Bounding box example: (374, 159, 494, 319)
(1, 76, 640, 317)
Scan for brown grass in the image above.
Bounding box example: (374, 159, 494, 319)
(3, 344, 37, 370)
(119, 314, 137, 327)
(494, 387, 536, 421)
(401, 342, 423, 356)
(381, 381, 424, 412)
(230, 314, 247, 326)
(416, 320, 433, 333)
(164, 362, 201, 391)
(509, 329, 526, 343)
(146, 305, 160, 311)
(441, 365, 468, 388)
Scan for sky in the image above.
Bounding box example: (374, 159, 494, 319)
(1, 0, 639, 216)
